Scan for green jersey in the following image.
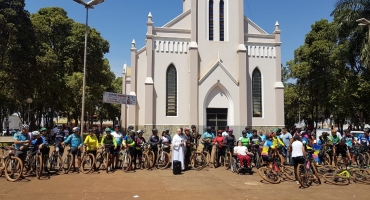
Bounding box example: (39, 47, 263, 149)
(239, 137, 250, 146)
(330, 135, 340, 144)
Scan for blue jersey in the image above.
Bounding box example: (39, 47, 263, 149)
(54, 131, 65, 145)
(31, 137, 44, 148)
(246, 133, 253, 139)
(344, 136, 354, 147)
(64, 134, 82, 148)
(202, 132, 215, 140)
(358, 134, 370, 146)
(13, 132, 30, 150)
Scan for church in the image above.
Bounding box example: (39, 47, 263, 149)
(121, 0, 285, 135)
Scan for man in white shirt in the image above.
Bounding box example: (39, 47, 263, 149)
(222, 126, 229, 138)
(233, 141, 253, 168)
(111, 125, 123, 169)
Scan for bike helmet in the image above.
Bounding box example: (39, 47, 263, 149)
(191, 125, 196, 129)
(152, 129, 158, 134)
(129, 129, 135, 134)
(114, 124, 120, 128)
(277, 128, 282, 133)
(40, 127, 47, 132)
(105, 128, 111, 132)
(252, 129, 257, 133)
(72, 127, 80, 132)
(165, 128, 169, 133)
(344, 129, 350, 133)
(265, 133, 272, 138)
(22, 124, 29, 130)
(57, 124, 63, 128)
(32, 131, 40, 136)
(340, 138, 346, 143)
(364, 128, 369, 133)
(228, 128, 233, 132)
(137, 130, 144, 135)
(128, 126, 134, 131)
(242, 130, 247, 134)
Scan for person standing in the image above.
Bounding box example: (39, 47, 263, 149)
(280, 127, 292, 165)
(201, 127, 215, 154)
(112, 125, 123, 169)
(148, 129, 160, 165)
(290, 135, 306, 185)
(222, 126, 229, 138)
(171, 129, 185, 170)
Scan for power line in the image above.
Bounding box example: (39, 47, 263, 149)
(245, 0, 254, 21)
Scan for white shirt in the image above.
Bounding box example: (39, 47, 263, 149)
(234, 146, 247, 156)
(222, 131, 228, 138)
(291, 141, 304, 157)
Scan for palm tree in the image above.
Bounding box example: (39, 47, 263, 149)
(332, 0, 370, 71)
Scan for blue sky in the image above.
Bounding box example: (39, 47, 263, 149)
(25, 0, 336, 77)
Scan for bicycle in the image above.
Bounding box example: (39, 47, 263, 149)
(23, 145, 43, 179)
(156, 144, 171, 170)
(223, 145, 233, 170)
(322, 165, 370, 185)
(62, 146, 82, 174)
(201, 139, 212, 166)
(138, 143, 152, 170)
(95, 144, 114, 173)
(250, 145, 262, 169)
(119, 147, 134, 172)
(47, 148, 63, 173)
(212, 144, 224, 168)
(0, 144, 23, 182)
(80, 146, 96, 174)
(296, 150, 321, 188)
(189, 142, 206, 171)
(258, 150, 295, 184)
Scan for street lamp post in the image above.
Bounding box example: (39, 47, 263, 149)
(356, 18, 370, 38)
(26, 98, 33, 125)
(73, 0, 105, 138)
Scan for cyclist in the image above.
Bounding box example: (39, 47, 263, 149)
(280, 127, 292, 165)
(224, 128, 236, 153)
(160, 131, 171, 153)
(148, 129, 160, 165)
(184, 127, 194, 169)
(318, 132, 333, 165)
(291, 135, 306, 185)
(164, 128, 172, 143)
(191, 125, 201, 145)
(334, 138, 349, 166)
(40, 128, 51, 172)
(233, 141, 254, 169)
(250, 129, 262, 156)
(62, 127, 83, 172)
(112, 125, 123, 169)
(101, 128, 117, 172)
(343, 129, 355, 164)
(244, 127, 253, 138)
(134, 130, 146, 169)
(258, 130, 266, 142)
(261, 133, 276, 169)
(239, 130, 250, 147)
(213, 130, 226, 166)
(31, 131, 44, 149)
(201, 126, 215, 155)
(124, 130, 136, 165)
(14, 124, 31, 167)
(358, 129, 370, 146)
(54, 124, 66, 156)
(84, 129, 99, 172)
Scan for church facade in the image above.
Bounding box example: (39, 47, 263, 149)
(121, 0, 285, 135)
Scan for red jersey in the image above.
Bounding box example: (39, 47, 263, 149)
(213, 136, 225, 148)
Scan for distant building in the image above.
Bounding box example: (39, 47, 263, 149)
(3, 115, 22, 130)
(122, 0, 284, 134)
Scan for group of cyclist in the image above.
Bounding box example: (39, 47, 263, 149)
(9, 123, 370, 181)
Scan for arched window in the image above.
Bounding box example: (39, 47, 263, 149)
(209, 0, 214, 40)
(219, 0, 224, 41)
(166, 64, 177, 116)
(252, 68, 262, 117)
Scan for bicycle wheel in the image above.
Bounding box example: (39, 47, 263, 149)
(281, 166, 295, 181)
(81, 153, 95, 174)
(255, 154, 262, 169)
(122, 154, 132, 172)
(95, 152, 104, 170)
(363, 152, 370, 166)
(105, 152, 110, 173)
(0, 157, 5, 177)
(258, 167, 281, 184)
(203, 151, 211, 166)
(156, 152, 170, 170)
(191, 152, 206, 170)
(296, 164, 309, 188)
(322, 169, 350, 185)
(23, 155, 31, 174)
(310, 163, 322, 185)
(141, 153, 150, 170)
(35, 155, 43, 179)
(62, 154, 73, 174)
(213, 153, 219, 168)
(350, 168, 370, 184)
(4, 156, 23, 182)
(224, 152, 232, 170)
(147, 151, 155, 169)
(49, 155, 63, 172)
(323, 153, 331, 165)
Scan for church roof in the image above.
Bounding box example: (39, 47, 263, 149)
(244, 17, 268, 34)
(199, 60, 239, 86)
(162, 9, 191, 28)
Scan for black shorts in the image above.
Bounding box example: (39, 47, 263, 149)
(336, 150, 347, 157)
(71, 147, 81, 157)
(262, 155, 273, 162)
(107, 146, 115, 154)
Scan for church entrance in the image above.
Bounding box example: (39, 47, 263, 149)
(206, 108, 228, 133)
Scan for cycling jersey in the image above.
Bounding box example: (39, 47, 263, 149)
(239, 137, 250, 146)
(335, 143, 348, 152)
(358, 134, 370, 146)
(318, 136, 332, 145)
(224, 135, 236, 146)
(250, 135, 262, 145)
(135, 137, 146, 150)
(124, 135, 136, 147)
(330, 135, 340, 144)
(112, 131, 123, 146)
(261, 139, 275, 156)
(64, 134, 82, 148)
(343, 136, 354, 147)
(13, 132, 30, 150)
(272, 137, 284, 148)
(31, 137, 44, 148)
(202, 132, 215, 140)
(84, 134, 99, 151)
(40, 135, 50, 146)
(54, 131, 65, 146)
(213, 136, 225, 148)
(101, 135, 117, 147)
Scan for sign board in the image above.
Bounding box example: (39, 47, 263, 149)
(126, 95, 137, 105)
(103, 92, 137, 105)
